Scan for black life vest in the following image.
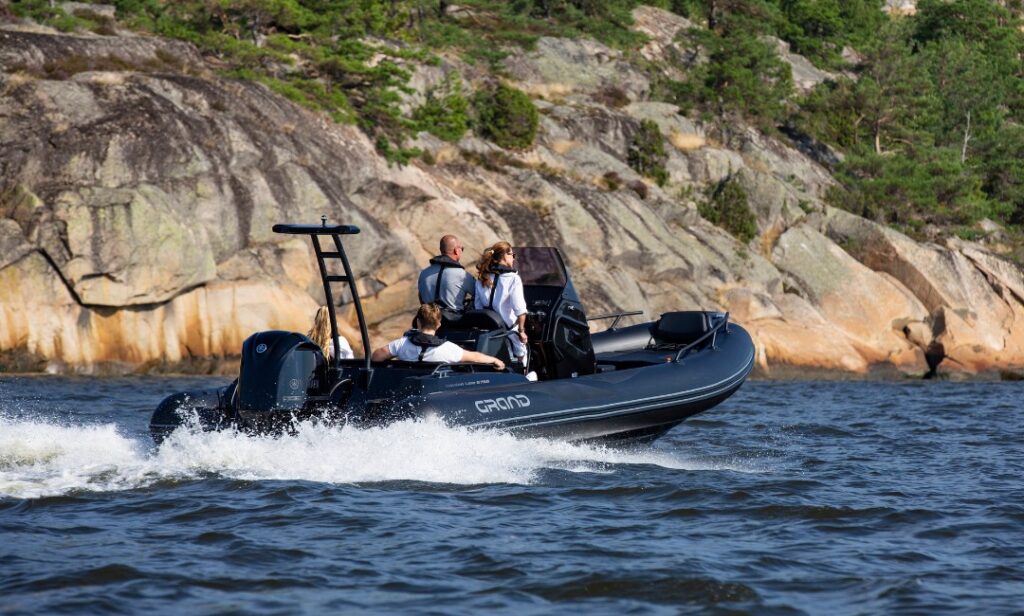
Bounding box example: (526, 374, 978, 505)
(425, 255, 465, 309)
(404, 329, 446, 362)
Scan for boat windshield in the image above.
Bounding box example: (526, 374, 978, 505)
(515, 247, 567, 288)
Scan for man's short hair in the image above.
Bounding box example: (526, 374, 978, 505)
(415, 303, 442, 330)
(440, 234, 459, 256)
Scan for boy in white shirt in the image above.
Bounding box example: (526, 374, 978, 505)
(370, 304, 506, 370)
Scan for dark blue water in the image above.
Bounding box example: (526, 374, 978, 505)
(1, 377, 1022, 614)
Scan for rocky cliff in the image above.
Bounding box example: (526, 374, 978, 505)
(2, 7, 1023, 378)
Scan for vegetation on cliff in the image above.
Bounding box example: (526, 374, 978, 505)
(628, 119, 670, 186)
(698, 177, 758, 243)
(8, 0, 1024, 251)
(472, 83, 539, 149)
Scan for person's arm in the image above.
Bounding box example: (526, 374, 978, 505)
(515, 314, 527, 343)
(370, 346, 393, 362)
(462, 271, 475, 309)
(461, 350, 505, 371)
(512, 276, 528, 343)
(417, 269, 429, 304)
(472, 278, 485, 310)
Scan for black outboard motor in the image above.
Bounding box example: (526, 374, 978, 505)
(236, 331, 326, 432)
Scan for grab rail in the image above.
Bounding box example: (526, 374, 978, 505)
(588, 310, 643, 330)
(673, 312, 730, 363)
(429, 362, 505, 376)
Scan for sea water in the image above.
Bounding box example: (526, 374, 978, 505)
(1, 376, 1022, 614)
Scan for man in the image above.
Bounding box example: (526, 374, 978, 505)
(417, 234, 475, 312)
(371, 304, 505, 370)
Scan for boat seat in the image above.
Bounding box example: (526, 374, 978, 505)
(437, 309, 514, 366)
(654, 311, 709, 345)
(439, 309, 506, 332)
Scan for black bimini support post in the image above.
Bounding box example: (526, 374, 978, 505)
(272, 218, 373, 386)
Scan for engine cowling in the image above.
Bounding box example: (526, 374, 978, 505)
(236, 331, 326, 429)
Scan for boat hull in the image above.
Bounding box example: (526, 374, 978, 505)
(150, 322, 754, 445)
(414, 323, 755, 442)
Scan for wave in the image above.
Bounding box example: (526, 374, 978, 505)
(0, 414, 767, 499)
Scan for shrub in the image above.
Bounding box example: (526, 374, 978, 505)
(374, 135, 420, 166)
(594, 85, 630, 108)
(628, 179, 649, 200)
(699, 177, 758, 243)
(602, 171, 622, 191)
(413, 75, 469, 142)
(627, 119, 668, 186)
(473, 83, 539, 149)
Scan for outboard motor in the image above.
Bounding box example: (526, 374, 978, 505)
(236, 331, 326, 431)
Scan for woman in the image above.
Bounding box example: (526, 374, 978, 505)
(474, 241, 529, 367)
(308, 306, 354, 360)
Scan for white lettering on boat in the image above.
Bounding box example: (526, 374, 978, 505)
(475, 395, 531, 414)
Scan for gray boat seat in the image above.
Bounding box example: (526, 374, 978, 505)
(654, 312, 709, 345)
(436, 309, 513, 365)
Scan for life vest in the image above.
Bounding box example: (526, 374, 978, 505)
(425, 255, 465, 309)
(404, 329, 446, 361)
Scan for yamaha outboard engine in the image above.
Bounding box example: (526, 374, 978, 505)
(236, 331, 327, 432)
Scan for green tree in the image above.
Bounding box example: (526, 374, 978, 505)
(974, 125, 1024, 224)
(914, 0, 1024, 121)
(921, 39, 1005, 162)
(777, 0, 843, 62)
(793, 77, 861, 149)
(835, 0, 885, 49)
(508, 0, 646, 47)
(672, 16, 793, 127)
(699, 177, 758, 242)
(829, 148, 1001, 229)
(473, 83, 539, 149)
(627, 120, 669, 186)
(851, 21, 936, 155)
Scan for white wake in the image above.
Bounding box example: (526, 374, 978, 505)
(0, 414, 763, 499)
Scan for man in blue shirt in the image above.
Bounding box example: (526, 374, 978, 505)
(417, 234, 476, 312)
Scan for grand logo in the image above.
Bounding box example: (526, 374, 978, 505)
(475, 395, 531, 414)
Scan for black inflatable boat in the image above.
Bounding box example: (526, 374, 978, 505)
(150, 222, 754, 444)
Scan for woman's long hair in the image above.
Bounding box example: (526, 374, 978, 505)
(307, 306, 332, 357)
(476, 241, 512, 288)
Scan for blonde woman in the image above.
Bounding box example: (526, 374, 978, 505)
(308, 306, 354, 360)
(474, 241, 529, 367)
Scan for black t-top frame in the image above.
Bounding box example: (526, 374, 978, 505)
(272, 218, 372, 383)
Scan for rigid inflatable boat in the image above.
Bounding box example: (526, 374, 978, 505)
(150, 222, 754, 444)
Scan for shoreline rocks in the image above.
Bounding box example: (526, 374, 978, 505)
(2, 21, 1024, 379)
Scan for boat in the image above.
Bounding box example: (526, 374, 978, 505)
(150, 221, 755, 444)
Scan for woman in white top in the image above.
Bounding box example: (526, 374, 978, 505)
(370, 304, 505, 369)
(308, 305, 355, 360)
(474, 241, 529, 363)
